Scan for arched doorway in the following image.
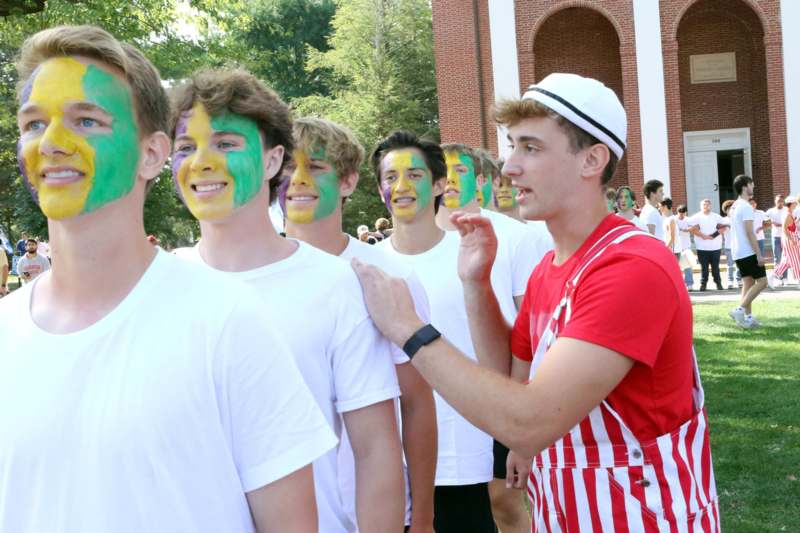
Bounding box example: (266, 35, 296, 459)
(533, 7, 628, 189)
(677, 0, 770, 213)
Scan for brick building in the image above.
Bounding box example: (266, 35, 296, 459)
(431, 0, 800, 212)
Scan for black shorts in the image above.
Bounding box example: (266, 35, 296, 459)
(735, 254, 766, 279)
(493, 439, 509, 479)
(433, 483, 495, 532)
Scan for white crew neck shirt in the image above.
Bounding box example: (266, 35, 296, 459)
(731, 198, 756, 260)
(338, 234, 430, 527)
(675, 216, 693, 251)
(688, 211, 724, 251)
(616, 212, 648, 231)
(639, 203, 664, 240)
(379, 230, 496, 485)
(663, 215, 682, 253)
(753, 209, 767, 241)
(16, 253, 50, 283)
(766, 207, 787, 240)
(0, 249, 336, 533)
(178, 241, 400, 533)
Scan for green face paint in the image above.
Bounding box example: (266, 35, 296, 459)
(310, 147, 339, 221)
(479, 174, 493, 208)
(444, 151, 477, 208)
(210, 113, 264, 207)
(81, 64, 140, 213)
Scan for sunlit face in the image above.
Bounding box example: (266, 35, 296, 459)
(379, 148, 434, 222)
(701, 199, 712, 214)
(476, 174, 492, 208)
(616, 188, 635, 211)
(279, 146, 339, 224)
(492, 174, 517, 210)
(25, 242, 37, 254)
(17, 56, 140, 220)
(172, 102, 264, 221)
(503, 117, 584, 221)
(443, 150, 477, 209)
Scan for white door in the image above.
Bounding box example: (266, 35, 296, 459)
(685, 151, 720, 214)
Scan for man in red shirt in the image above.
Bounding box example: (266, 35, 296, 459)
(352, 73, 719, 532)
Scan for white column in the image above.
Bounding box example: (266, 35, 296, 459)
(632, 0, 672, 196)
(488, 0, 520, 158)
(782, 0, 800, 194)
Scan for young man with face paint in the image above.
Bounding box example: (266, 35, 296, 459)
(437, 143, 551, 533)
(352, 73, 719, 532)
(367, 131, 497, 533)
(614, 185, 648, 231)
(283, 117, 437, 533)
(169, 70, 405, 533)
(3, 25, 335, 533)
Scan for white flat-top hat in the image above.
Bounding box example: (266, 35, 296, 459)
(522, 73, 627, 159)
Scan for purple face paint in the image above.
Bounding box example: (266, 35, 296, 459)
(382, 184, 393, 214)
(171, 113, 191, 203)
(277, 174, 290, 213)
(17, 71, 37, 201)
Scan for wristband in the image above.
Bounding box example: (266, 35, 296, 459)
(402, 324, 441, 359)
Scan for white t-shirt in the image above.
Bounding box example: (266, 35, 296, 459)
(379, 231, 497, 485)
(754, 209, 767, 241)
(337, 234, 430, 527)
(616, 213, 648, 231)
(178, 242, 400, 533)
(663, 215, 682, 253)
(688, 211, 724, 251)
(675, 216, 693, 251)
(0, 250, 336, 533)
(16, 253, 50, 283)
(483, 209, 553, 301)
(766, 207, 787, 240)
(639, 203, 664, 240)
(731, 198, 756, 260)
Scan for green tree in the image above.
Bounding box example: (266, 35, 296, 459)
(295, 0, 439, 234)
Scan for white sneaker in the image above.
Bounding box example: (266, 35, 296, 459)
(741, 316, 760, 329)
(729, 307, 746, 326)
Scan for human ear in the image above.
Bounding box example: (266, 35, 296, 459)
(139, 131, 171, 183)
(581, 144, 610, 183)
(263, 145, 285, 182)
(432, 176, 446, 195)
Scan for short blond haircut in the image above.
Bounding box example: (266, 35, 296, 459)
(293, 117, 364, 178)
(16, 25, 169, 136)
(494, 98, 619, 184)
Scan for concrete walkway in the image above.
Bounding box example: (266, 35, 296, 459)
(690, 284, 800, 303)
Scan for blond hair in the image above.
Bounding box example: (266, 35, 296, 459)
(441, 143, 481, 172)
(493, 98, 619, 184)
(16, 25, 168, 136)
(293, 117, 364, 178)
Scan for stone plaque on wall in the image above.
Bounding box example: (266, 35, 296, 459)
(690, 52, 737, 84)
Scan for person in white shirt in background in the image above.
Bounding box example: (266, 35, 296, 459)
(721, 199, 739, 288)
(688, 198, 725, 291)
(765, 194, 787, 284)
(729, 175, 767, 328)
(615, 186, 648, 230)
(282, 117, 437, 533)
(749, 198, 769, 258)
(169, 69, 404, 533)
(5, 25, 334, 533)
(434, 142, 551, 533)
(639, 179, 664, 239)
(16, 238, 51, 285)
(675, 205, 694, 290)
(659, 198, 680, 258)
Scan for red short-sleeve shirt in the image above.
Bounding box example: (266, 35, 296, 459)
(511, 214, 696, 441)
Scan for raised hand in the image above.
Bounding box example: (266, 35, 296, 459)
(450, 211, 498, 284)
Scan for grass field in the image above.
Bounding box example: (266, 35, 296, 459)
(693, 299, 800, 531)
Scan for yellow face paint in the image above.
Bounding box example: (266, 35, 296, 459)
(443, 150, 477, 209)
(283, 149, 320, 224)
(380, 149, 433, 221)
(173, 102, 235, 221)
(20, 58, 95, 219)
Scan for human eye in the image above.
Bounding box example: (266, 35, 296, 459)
(79, 117, 99, 128)
(175, 142, 195, 154)
(23, 119, 46, 132)
(217, 140, 237, 151)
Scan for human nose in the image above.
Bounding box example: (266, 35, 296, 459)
(189, 145, 218, 173)
(290, 164, 312, 187)
(394, 172, 412, 193)
(39, 118, 76, 157)
(446, 165, 459, 187)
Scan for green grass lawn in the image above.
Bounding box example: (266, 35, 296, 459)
(694, 299, 800, 531)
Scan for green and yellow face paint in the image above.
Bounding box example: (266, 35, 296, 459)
(494, 174, 518, 210)
(617, 188, 635, 211)
(279, 146, 339, 224)
(17, 57, 140, 220)
(477, 174, 493, 208)
(380, 149, 433, 221)
(172, 102, 264, 221)
(443, 150, 477, 209)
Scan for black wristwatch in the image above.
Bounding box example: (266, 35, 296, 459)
(402, 324, 441, 359)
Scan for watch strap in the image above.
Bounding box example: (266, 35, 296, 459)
(402, 324, 441, 359)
